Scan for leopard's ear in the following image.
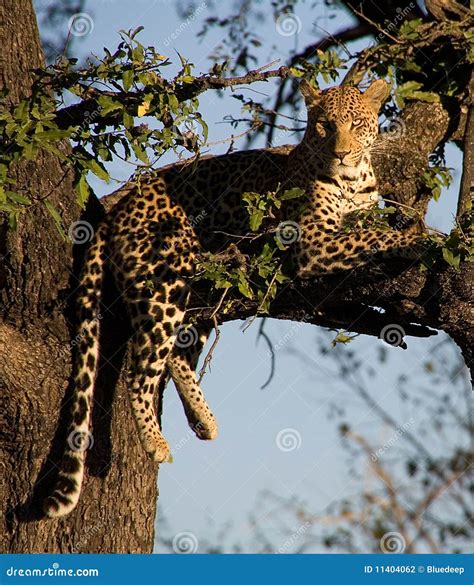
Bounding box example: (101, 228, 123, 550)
(363, 79, 391, 112)
(300, 79, 322, 108)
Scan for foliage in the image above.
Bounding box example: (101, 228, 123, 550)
(196, 186, 305, 313)
(0, 27, 207, 231)
(289, 49, 345, 85)
(394, 81, 440, 107)
(425, 227, 474, 270)
(421, 166, 452, 202)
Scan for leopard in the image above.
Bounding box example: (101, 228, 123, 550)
(44, 79, 423, 518)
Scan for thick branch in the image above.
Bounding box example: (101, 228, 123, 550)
(54, 66, 290, 130)
(372, 101, 452, 208)
(187, 264, 438, 345)
(425, 0, 471, 21)
(457, 70, 474, 219)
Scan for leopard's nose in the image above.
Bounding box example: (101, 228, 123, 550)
(333, 150, 350, 162)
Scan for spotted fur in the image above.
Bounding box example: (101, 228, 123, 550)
(44, 80, 422, 517)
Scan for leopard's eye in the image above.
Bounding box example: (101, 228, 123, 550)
(318, 120, 331, 131)
(351, 118, 363, 128)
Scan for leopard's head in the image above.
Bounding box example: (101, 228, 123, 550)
(300, 79, 390, 179)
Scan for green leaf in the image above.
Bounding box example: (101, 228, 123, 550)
(331, 331, 356, 348)
(77, 175, 90, 207)
(442, 247, 460, 269)
(195, 115, 208, 143)
(215, 278, 232, 289)
(280, 187, 305, 200)
(249, 210, 264, 231)
(132, 46, 144, 63)
(44, 200, 66, 240)
(89, 159, 110, 182)
(411, 92, 440, 103)
(23, 141, 38, 160)
(274, 235, 288, 251)
(397, 81, 423, 95)
(398, 18, 423, 39)
(8, 192, 31, 205)
(34, 129, 72, 141)
(0, 202, 21, 213)
(14, 100, 29, 122)
(97, 96, 123, 115)
(130, 25, 145, 39)
(131, 141, 149, 164)
(123, 69, 134, 92)
(123, 112, 134, 128)
(237, 275, 253, 299)
(168, 93, 179, 111)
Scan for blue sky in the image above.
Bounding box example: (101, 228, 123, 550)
(34, 0, 468, 553)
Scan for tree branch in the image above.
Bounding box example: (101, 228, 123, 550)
(186, 263, 438, 345)
(54, 66, 290, 130)
(457, 69, 474, 219)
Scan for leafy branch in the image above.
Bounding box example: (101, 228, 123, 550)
(0, 26, 289, 230)
(195, 186, 305, 315)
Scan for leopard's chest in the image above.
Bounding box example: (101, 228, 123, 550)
(290, 172, 379, 231)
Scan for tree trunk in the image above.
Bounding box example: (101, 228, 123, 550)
(0, 0, 158, 553)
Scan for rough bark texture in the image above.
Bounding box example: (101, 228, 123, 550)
(1, 0, 158, 554)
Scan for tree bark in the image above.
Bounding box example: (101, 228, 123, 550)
(1, 0, 158, 553)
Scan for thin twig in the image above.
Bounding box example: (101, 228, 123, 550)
(203, 122, 262, 148)
(210, 287, 229, 320)
(242, 264, 282, 332)
(258, 319, 276, 390)
(198, 316, 220, 384)
(349, 6, 402, 44)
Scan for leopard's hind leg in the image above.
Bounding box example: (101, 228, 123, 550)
(124, 273, 189, 463)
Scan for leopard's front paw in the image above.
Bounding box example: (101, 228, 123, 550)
(142, 432, 171, 463)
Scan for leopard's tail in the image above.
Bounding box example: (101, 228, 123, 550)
(43, 221, 108, 518)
